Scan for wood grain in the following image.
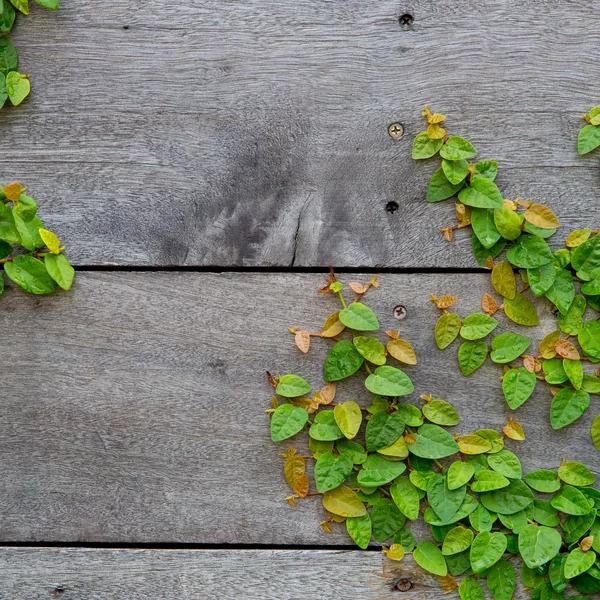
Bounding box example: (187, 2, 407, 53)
(0, 271, 596, 545)
(2, 1, 600, 266)
(0, 548, 528, 599)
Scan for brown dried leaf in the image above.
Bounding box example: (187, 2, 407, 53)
(294, 330, 311, 354)
(284, 456, 309, 497)
(439, 575, 458, 593)
(348, 282, 367, 294)
(319, 520, 333, 534)
(289, 397, 315, 411)
(404, 432, 416, 444)
(385, 330, 399, 340)
(504, 418, 525, 441)
(555, 338, 580, 360)
(523, 355, 536, 373)
(442, 227, 453, 242)
(580, 536, 594, 552)
(524, 203, 560, 229)
(387, 339, 417, 365)
(271, 396, 279, 410)
(481, 293, 498, 315)
(540, 330, 561, 359)
(550, 387, 561, 397)
(321, 312, 346, 338)
(432, 294, 458, 309)
(285, 495, 298, 507)
(318, 384, 337, 405)
(455, 202, 472, 226)
(484, 256, 495, 270)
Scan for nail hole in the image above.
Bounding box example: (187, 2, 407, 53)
(394, 305, 407, 320)
(53, 588, 65, 595)
(388, 122, 404, 139)
(398, 13, 414, 28)
(386, 201, 399, 214)
(395, 579, 412, 592)
(123, 25, 130, 30)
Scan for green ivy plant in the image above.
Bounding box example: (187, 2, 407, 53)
(0, 181, 74, 294)
(0, 0, 59, 108)
(413, 107, 600, 453)
(267, 272, 600, 599)
(578, 105, 600, 157)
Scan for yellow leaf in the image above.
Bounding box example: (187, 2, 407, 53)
(285, 495, 297, 507)
(3, 182, 23, 201)
(385, 330, 399, 340)
(294, 330, 310, 354)
(458, 434, 491, 455)
(427, 123, 446, 139)
(539, 330, 560, 359)
(382, 544, 405, 561)
(39, 228, 62, 254)
(321, 312, 346, 338)
(439, 575, 458, 593)
(319, 520, 333, 534)
(555, 339, 580, 360)
(441, 227, 453, 242)
(503, 199, 518, 211)
(523, 203, 560, 229)
(481, 293, 498, 315)
(491, 261, 516, 299)
(455, 202, 472, 226)
(271, 396, 279, 410)
(284, 456, 309, 497)
(370, 275, 379, 288)
(322, 486, 366, 517)
(431, 294, 458, 309)
(566, 228, 592, 248)
(504, 418, 525, 440)
(387, 339, 417, 365)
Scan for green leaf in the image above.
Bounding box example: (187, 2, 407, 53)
(275, 374, 311, 398)
(357, 454, 406, 487)
(490, 332, 531, 363)
(558, 295, 586, 335)
(578, 124, 600, 155)
(473, 160, 498, 181)
(44, 254, 74, 291)
(474, 430, 504, 453)
(528, 262, 557, 297)
(422, 399, 459, 426)
(309, 410, 344, 441)
(412, 131, 443, 159)
(578, 320, 600, 359)
(407, 423, 459, 459)
(314, 451, 353, 492)
(424, 495, 479, 526)
(14, 212, 43, 251)
(0, 2, 15, 35)
(323, 340, 364, 382)
(390, 476, 420, 521)
(558, 462, 595, 487)
(506, 234, 554, 268)
(471, 470, 510, 492)
(322, 485, 366, 517)
(353, 336, 386, 365)
(396, 403, 423, 427)
(488, 560, 516, 600)
(531, 499, 560, 528)
(0, 35, 17, 75)
(502, 368, 536, 409)
(336, 440, 367, 464)
(364, 366, 414, 396)
(550, 485, 594, 516)
(447, 461, 475, 490)
(458, 176, 503, 208)
(4, 255, 54, 295)
(458, 340, 487, 376)
(470, 531, 507, 573)
(339, 302, 379, 331)
(545, 269, 575, 315)
(442, 158, 469, 185)
(582, 374, 600, 393)
(377, 435, 409, 459)
(34, 0, 59, 8)
(494, 206, 522, 241)
(413, 540, 448, 576)
(435, 313, 461, 349)
(550, 388, 590, 429)
(472, 233, 506, 266)
(346, 513, 371, 549)
(524, 470, 561, 493)
(563, 358, 584, 390)
(6, 70, 30, 106)
(460, 313, 498, 340)
(371, 498, 406, 542)
(480, 479, 534, 515)
(365, 411, 404, 451)
(471, 208, 501, 249)
(518, 524, 562, 569)
(426, 167, 464, 202)
(0, 200, 19, 244)
(592, 415, 600, 452)
(440, 136, 477, 161)
(543, 358, 568, 384)
(394, 527, 415, 552)
(520, 565, 545, 589)
(491, 261, 516, 299)
(504, 292, 539, 326)
(487, 450, 522, 479)
(333, 401, 362, 440)
(459, 577, 485, 600)
(14, 194, 37, 222)
(469, 503, 496, 532)
(270, 404, 308, 441)
(8, 0, 28, 14)
(427, 474, 466, 522)
(564, 548, 596, 579)
(309, 438, 334, 459)
(564, 511, 596, 544)
(442, 525, 473, 556)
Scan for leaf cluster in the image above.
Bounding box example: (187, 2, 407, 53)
(0, 0, 59, 108)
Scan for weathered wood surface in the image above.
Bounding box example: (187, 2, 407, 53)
(2, 0, 600, 267)
(0, 271, 596, 545)
(0, 548, 526, 600)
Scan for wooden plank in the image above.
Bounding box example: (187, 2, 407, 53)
(0, 271, 597, 544)
(0, 548, 527, 599)
(2, 1, 600, 266)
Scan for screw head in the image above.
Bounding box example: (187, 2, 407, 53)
(388, 123, 404, 139)
(396, 578, 412, 592)
(394, 305, 407, 320)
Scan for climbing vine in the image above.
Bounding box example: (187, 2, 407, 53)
(0, 0, 59, 108)
(266, 108, 600, 599)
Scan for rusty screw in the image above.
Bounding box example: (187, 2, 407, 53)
(395, 579, 412, 592)
(388, 123, 404, 139)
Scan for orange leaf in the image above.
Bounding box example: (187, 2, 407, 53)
(431, 294, 458, 309)
(439, 575, 458, 593)
(294, 330, 310, 354)
(284, 456, 309, 497)
(3, 182, 22, 201)
(524, 203, 560, 229)
(348, 282, 367, 294)
(581, 536, 594, 552)
(481, 293, 498, 315)
(484, 256, 494, 269)
(555, 339, 580, 360)
(523, 356, 536, 373)
(317, 384, 337, 405)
